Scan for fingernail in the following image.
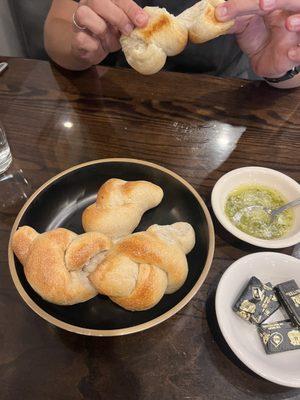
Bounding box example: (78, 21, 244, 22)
(124, 23, 134, 35)
(288, 49, 297, 59)
(262, 0, 275, 9)
(135, 12, 148, 26)
(216, 5, 228, 19)
(289, 17, 300, 30)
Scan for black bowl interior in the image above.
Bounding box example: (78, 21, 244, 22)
(14, 161, 211, 330)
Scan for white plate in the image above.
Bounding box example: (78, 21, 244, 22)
(215, 252, 300, 388)
(211, 166, 300, 248)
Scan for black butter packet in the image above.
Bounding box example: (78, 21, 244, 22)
(258, 320, 300, 354)
(276, 280, 300, 327)
(233, 276, 280, 325)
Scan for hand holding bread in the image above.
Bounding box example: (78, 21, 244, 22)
(121, 0, 234, 75)
(59, 0, 149, 70)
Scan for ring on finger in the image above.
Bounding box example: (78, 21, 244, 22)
(72, 12, 86, 31)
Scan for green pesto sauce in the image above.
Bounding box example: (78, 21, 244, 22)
(225, 184, 293, 240)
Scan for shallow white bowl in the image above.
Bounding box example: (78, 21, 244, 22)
(211, 167, 300, 248)
(216, 252, 300, 388)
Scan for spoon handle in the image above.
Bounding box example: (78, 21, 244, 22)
(271, 198, 300, 217)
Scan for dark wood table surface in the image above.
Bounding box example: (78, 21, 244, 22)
(0, 57, 299, 400)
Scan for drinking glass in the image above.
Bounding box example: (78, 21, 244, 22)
(0, 122, 12, 174)
(0, 122, 31, 212)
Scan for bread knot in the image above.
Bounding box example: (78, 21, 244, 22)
(121, 0, 234, 75)
(89, 222, 195, 310)
(82, 178, 164, 240)
(12, 226, 111, 305)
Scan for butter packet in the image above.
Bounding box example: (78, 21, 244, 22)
(233, 276, 280, 325)
(258, 320, 300, 354)
(276, 280, 300, 327)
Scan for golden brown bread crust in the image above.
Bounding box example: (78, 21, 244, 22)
(82, 178, 164, 240)
(120, 7, 188, 75)
(89, 222, 195, 311)
(111, 264, 168, 311)
(12, 222, 195, 311)
(179, 0, 234, 44)
(121, 0, 234, 75)
(12, 227, 111, 305)
(135, 8, 188, 56)
(141, 13, 171, 41)
(12, 226, 39, 266)
(65, 232, 111, 271)
(116, 232, 188, 293)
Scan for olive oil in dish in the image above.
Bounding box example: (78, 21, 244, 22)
(225, 184, 293, 240)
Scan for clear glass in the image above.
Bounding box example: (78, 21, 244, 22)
(0, 161, 32, 213)
(0, 122, 12, 174)
(0, 122, 31, 212)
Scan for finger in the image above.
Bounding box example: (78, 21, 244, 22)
(112, 0, 148, 27)
(105, 24, 121, 52)
(288, 45, 300, 63)
(96, 23, 121, 53)
(73, 34, 107, 65)
(260, 0, 300, 13)
(76, 6, 109, 38)
(88, 0, 134, 35)
(102, 32, 121, 53)
(215, 0, 264, 22)
(286, 14, 300, 31)
(73, 31, 100, 54)
(81, 41, 107, 64)
(228, 15, 253, 34)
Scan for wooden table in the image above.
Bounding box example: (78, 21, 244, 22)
(0, 57, 299, 400)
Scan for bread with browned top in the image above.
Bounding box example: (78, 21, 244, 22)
(12, 226, 111, 305)
(82, 178, 164, 240)
(121, 7, 188, 75)
(121, 0, 234, 75)
(12, 222, 195, 311)
(178, 0, 234, 44)
(89, 222, 195, 311)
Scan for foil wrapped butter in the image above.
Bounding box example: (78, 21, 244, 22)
(258, 320, 300, 354)
(233, 276, 280, 325)
(276, 280, 300, 327)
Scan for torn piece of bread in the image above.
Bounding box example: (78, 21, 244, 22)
(178, 0, 234, 44)
(121, 0, 234, 75)
(121, 6, 188, 75)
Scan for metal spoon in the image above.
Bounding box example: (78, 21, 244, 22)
(233, 198, 300, 224)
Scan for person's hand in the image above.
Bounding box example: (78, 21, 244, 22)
(215, 0, 300, 78)
(71, 0, 149, 66)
